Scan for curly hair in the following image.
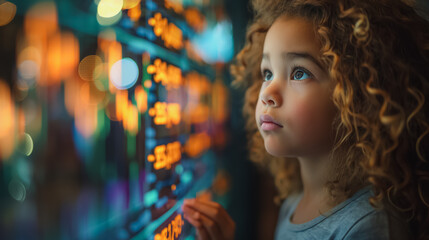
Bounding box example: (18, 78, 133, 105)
(231, 0, 429, 238)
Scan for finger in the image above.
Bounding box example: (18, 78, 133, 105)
(183, 205, 202, 220)
(195, 224, 211, 240)
(184, 204, 224, 240)
(195, 197, 218, 208)
(195, 198, 233, 223)
(183, 199, 224, 220)
(198, 212, 224, 240)
(196, 200, 235, 239)
(184, 199, 233, 237)
(183, 213, 202, 228)
(184, 214, 211, 240)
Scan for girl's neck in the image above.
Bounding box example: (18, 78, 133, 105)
(298, 154, 331, 197)
(291, 154, 336, 224)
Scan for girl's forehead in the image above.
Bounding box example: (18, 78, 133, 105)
(263, 16, 321, 59)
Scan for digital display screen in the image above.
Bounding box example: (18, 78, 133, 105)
(0, 0, 233, 239)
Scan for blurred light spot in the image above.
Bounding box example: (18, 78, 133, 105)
(46, 32, 63, 84)
(18, 60, 39, 82)
(24, 2, 58, 41)
(144, 189, 158, 207)
(97, 10, 122, 26)
(0, 2, 16, 26)
(94, 63, 109, 91)
(60, 32, 80, 79)
(75, 84, 99, 138)
(146, 172, 156, 183)
(0, 80, 15, 160)
(181, 171, 192, 184)
(64, 74, 80, 116)
(191, 20, 234, 63)
(155, 196, 167, 208)
(109, 58, 139, 90)
(127, 2, 141, 21)
(123, 0, 140, 9)
(16, 82, 29, 100)
(17, 46, 42, 88)
(21, 133, 34, 156)
(143, 80, 152, 89)
(16, 158, 32, 186)
(8, 179, 26, 202)
(98, 0, 123, 18)
(98, 28, 117, 45)
(175, 164, 183, 174)
(184, 7, 206, 32)
(78, 55, 103, 81)
(135, 85, 147, 113)
(115, 90, 128, 121)
(124, 103, 139, 135)
(107, 41, 122, 92)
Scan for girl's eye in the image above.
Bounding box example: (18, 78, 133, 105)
(292, 68, 312, 81)
(263, 70, 273, 81)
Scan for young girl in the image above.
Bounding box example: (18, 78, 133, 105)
(182, 0, 429, 239)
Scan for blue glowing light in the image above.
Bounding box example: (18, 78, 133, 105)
(109, 58, 139, 90)
(191, 20, 234, 63)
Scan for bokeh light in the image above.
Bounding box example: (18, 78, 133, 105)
(97, 0, 123, 18)
(24, 2, 58, 41)
(0, 80, 16, 160)
(20, 133, 34, 157)
(97, 10, 122, 26)
(122, 0, 141, 9)
(0, 1, 17, 26)
(8, 178, 26, 202)
(18, 60, 39, 85)
(191, 20, 234, 63)
(109, 58, 139, 90)
(78, 55, 103, 81)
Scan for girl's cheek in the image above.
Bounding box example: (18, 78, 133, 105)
(290, 99, 324, 141)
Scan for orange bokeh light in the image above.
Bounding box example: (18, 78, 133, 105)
(185, 132, 211, 157)
(127, 2, 141, 21)
(147, 58, 182, 89)
(154, 214, 184, 240)
(148, 102, 181, 128)
(0, 2, 17, 27)
(135, 85, 147, 113)
(148, 13, 183, 50)
(0, 80, 16, 159)
(147, 141, 181, 170)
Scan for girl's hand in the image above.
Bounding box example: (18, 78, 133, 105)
(182, 198, 235, 240)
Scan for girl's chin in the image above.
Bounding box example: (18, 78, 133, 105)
(263, 139, 294, 157)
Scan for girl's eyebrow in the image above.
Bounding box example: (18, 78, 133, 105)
(282, 52, 325, 71)
(262, 52, 325, 72)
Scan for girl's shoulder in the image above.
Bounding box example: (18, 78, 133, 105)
(275, 186, 412, 240)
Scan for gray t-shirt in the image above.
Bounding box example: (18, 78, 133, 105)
(274, 186, 412, 240)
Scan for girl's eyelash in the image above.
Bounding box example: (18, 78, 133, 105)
(259, 66, 314, 81)
(261, 69, 268, 77)
(290, 65, 313, 79)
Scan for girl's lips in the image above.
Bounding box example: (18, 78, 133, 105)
(261, 122, 282, 131)
(260, 114, 283, 131)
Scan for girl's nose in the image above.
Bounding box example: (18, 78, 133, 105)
(260, 81, 282, 107)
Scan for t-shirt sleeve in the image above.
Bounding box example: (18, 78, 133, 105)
(342, 210, 390, 240)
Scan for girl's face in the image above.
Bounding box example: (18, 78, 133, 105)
(256, 16, 337, 158)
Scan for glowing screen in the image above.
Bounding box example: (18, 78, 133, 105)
(0, 0, 232, 239)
